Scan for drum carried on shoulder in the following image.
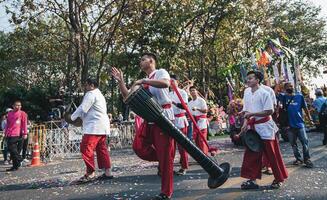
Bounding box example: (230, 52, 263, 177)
(124, 85, 231, 189)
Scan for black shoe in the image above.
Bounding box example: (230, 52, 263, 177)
(6, 167, 19, 172)
(323, 140, 327, 145)
(151, 193, 171, 200)
(97, 174, 114, 180)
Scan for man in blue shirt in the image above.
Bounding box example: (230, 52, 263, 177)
(312, 88, 327, 145)
(280, 82, 314, 168)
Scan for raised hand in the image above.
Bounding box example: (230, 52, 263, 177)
(111, 67, 124, 83)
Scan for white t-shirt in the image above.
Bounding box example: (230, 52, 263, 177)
(71, 88, 110, 135)
(148, 69, 174, 120)
(188, 97, 208, 130)
(169, 89, 189, 129)
(243, 87, 279, 140)
(261, 84, 277, 106)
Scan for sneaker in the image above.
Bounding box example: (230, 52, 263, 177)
(22, 159, 29, 163)
(174, 168, 186, 176)
(3, 160, 9, 165)
(292, 159, 303, 165)
(304, 159, 313, 168)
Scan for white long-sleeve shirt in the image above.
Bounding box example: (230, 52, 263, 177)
(71, 88, 110, 135)
(169, 89, 189, 129)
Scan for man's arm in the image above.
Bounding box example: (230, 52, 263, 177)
(71, 93, 94, 121)
(142, 78, 170, 88)
(111, 67, 129, 98)
(244, 110, 274, 119)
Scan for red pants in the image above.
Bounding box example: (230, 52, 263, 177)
(194, 128, 209, 155)
(80, 134, 111, 174)
(262, 151, 271, 168)
(176, 127, 189, 169)
(241, 138, 288, 182)
(133, 122, 175, 197)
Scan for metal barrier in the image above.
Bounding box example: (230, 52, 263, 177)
(26, 121, 135, 161)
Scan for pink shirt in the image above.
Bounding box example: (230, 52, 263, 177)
(5, 110, 28, 137)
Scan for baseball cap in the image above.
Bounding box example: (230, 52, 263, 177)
(5, 108, 13, 113)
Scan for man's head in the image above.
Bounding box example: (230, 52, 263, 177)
(12, 100, 22, 112)
(190, 86, 198, 98)
(84, 78, 98, 91)
(284, 82, 294, 94)
(170, 74, 179, 86)
(246, 71, 263, 88)
(315, 88, 323, 97)
(140, 52, 157, 71)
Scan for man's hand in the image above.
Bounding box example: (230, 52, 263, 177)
(134, 79, 144, 85)
(111, 67, 124, 83)
(22, 135, 27, 139)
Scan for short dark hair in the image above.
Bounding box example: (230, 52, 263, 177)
(85, 78, 98, 88)
(190, 86, 197, 90)
(141, 52, 157, 63)
(247, 70, 264, 84)
(13, 99, 21, 105)
(284, 82, 292, 88)
(170, 74, 179, 80)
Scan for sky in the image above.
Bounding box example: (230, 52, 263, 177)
(0, 1, 326, 92)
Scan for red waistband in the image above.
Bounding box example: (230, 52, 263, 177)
(248, 116, 271, 129)
(175, 113, 185, 117)
(162, 104, 172, 109)
(194, 115, 207, 121)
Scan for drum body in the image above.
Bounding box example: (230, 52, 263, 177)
(124, 86, 230, 189)
(64, 113, 83, 127)
(242, 129, 263, 152)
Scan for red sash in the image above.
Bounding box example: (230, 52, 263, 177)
(194, 115, 207, 121)
(247, 116, 271, 130)
(162, 104, 172, 109)
(175, 113, 186, 118)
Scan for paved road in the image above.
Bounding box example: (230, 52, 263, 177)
(0, 131, 326, 200)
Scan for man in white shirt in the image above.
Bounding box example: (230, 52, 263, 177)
(188, 86, 209, 155)
(169, 75, 189, 175)
(71, 78, 113, 183)
(111, 53, 175, 200)
(240, 71, 288, 190)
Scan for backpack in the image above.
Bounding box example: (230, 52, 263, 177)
(319, 99, 327, 124)
(278, 96, 294, 127)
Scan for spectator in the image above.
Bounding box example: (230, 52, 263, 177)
(279, 83, 314, 168)
(312, 88, 327, 145)
(5, 100, 28, 171)
(1, 108, 12, 165)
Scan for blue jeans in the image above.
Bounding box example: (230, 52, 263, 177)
(187, 120, 193, 140)
(287, 127, 310, 161)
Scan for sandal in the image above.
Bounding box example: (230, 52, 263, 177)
(151, 193, 171, 200)
(97, 173, 114, 180)
(174, 168, 186, 176)
(75, 174, 96, 184)
(241, 180, 259, 190)
(262, 168, 273, 175)
(270, 180, 282, 189)
(292, 159, 303, 165)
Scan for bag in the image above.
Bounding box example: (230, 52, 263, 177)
(319, 99, 327, 124)
(278, 96, 294, 127)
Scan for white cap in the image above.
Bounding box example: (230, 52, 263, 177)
(5, 108, 13, 113)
